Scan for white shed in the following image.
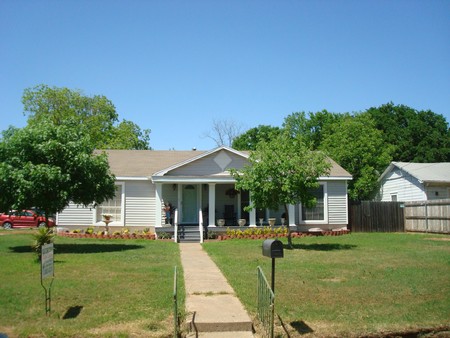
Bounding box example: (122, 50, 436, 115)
(376, 162, 450, 202)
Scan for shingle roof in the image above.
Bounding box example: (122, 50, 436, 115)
(327, 157, 353, 178)
(95, 148, 352, 179)
(95, 150, 200, 177)
(391, 162, 450, 183)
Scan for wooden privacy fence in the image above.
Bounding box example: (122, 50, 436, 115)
(349, 201, 405, 232)
(404, 199, 450, 234)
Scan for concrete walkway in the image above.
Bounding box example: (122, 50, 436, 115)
(179, 243, 254, 337)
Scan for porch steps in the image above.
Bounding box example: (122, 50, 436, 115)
(178, 224, 202, 243)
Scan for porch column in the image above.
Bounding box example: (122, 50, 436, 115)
(177, 184, 182, 220)
(288, 204, 296, 227)
(249, 193, 257, 227)
(208, 183, 216, 227)
(155, 183, 163, 227)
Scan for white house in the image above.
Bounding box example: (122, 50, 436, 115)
(376, 162, 450, 202)
(57, 146, 352, 231)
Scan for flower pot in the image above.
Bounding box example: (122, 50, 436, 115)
(238, 219, 246, 226)
(217, 219, 225, 227)
(268, 218, 276, 227)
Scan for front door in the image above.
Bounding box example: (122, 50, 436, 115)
(182, 184, 198, 223)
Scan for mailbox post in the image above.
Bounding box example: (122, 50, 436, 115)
(262, 239, 284, 293)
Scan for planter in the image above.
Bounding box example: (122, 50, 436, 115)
(238, 218, 246, 226)
(217, 219, 225, 227)
(268, 218, 276, 227)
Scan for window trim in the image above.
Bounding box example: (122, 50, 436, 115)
(299, 182, 328, 224)
(95, 182, 125, 225)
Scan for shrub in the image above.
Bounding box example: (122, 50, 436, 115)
(32, 227, 55, 260)
(158, 232, 171, 239)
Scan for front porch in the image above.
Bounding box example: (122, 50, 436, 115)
(154, 182, 295, 228)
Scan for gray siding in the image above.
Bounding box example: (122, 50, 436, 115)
(57, 202, 94, 226)
(425, 186, 450, 200)
(125, 181, 154, 226)
(378, 168, 426, 201)
(170, 150, 248, 176)
(328, 181, 348, 224)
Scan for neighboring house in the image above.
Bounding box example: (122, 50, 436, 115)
(57, 146, 352, 231)
(376, 162, 450, 202)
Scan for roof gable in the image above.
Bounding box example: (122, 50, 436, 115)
(379, 162, 450, 184)
(153, 146, 250, 177)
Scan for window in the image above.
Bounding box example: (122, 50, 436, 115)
(391, 194, 398, 202)
(300, 183, 327, 223)
(97, 184, 124, 223)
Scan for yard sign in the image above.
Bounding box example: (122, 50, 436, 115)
(41, 243, 55, 316)
(41, 243, 54, 279)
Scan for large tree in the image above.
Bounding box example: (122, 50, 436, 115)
(203, 119, 243, 147)
(365, 103, 449, 162)
(230, 132, 331, 247)
(319, 113, 393, 200)
(22, 84, 151, 150)
(231, 125, 281, 150)
(0, 117, 116, 220)
(283, 110, 344, 149)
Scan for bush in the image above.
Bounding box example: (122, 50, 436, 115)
(157, 232, 171, 239)
(32, 227, 55, 260)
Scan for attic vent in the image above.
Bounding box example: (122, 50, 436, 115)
(214, 151, 232, 171)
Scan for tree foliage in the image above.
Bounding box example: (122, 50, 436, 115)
(319, 114, 393, 200)
(106, 120, 151, 150)
(231, 125, 281, 150)
(230, 132, 331, 246)
(283, 110, 343, 149)
(366, 102, 449, 162)
(22, 84, 151, 150)
(0, 118, 116, 218)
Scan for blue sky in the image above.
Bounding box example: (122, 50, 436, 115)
(1, 0, 449, 150)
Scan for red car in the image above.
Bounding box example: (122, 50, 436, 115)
(0, 210, 56, 229)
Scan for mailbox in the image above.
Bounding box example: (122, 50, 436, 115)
(262, 239, 284, 258)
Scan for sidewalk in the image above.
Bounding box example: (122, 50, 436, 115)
(179, 243, 254, 337)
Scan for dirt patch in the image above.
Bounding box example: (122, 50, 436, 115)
(88, 318, 174, 337)
(426, 237, 450, 242)
(0, 229, 35, 235)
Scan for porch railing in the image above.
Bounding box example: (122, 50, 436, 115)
(199, 209, 204, 243)
(173, 209, 178, 243)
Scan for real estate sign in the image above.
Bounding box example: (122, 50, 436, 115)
(41, 243, 54, 279)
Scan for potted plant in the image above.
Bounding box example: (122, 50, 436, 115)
(268, 218, 276, 227)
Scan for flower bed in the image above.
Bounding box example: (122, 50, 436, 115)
(58, 227, 156, 240)
(216, 227, 350, 241)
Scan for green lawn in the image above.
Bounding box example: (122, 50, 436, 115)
(0, 231, 183, 337)
(203, 233, 450, 337)
(1, 231, 449, 337)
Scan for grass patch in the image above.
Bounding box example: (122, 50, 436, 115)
(203, 233, 450, 337)
(0, 232, 184, 337)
